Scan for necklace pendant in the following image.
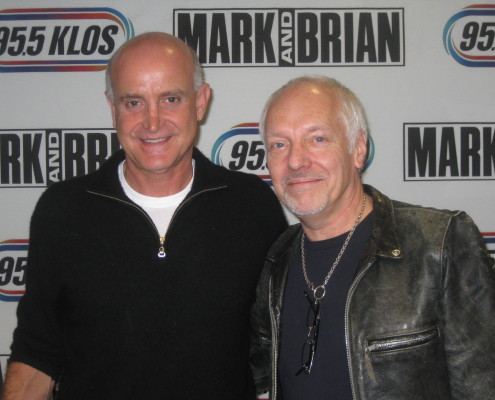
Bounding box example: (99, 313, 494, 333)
(313, 285, 326, 301)
(300, 194, 367, 302)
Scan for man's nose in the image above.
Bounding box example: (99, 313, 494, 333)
(144, 104, 160, 132)
(287, 142, 310, 171)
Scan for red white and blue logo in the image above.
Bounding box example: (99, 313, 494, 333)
(444, 4, 495, 67)
(211, 123, 271, 184)
(0, 7, 134, 72)
(0, 239, 28, 302)
(482, 232, 495, 257)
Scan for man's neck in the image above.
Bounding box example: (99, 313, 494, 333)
(300, 189, 373, 242)
(123, 160, 194, 197)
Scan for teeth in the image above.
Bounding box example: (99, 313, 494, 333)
(144, 138, 167, 144)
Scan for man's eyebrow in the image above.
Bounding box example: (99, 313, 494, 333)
(307, 125, 330, 133)
(118, 89, 187, 100)
(265, 131, 284, 139)
(118, 93, 143, 102)
(266, 125, 329, 136)
(160, 89, 188, 98)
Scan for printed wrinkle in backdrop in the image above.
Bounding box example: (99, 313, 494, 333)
(1, 0, 494, 395)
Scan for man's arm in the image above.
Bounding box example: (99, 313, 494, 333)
(249, 266, 271, 395)
(443, 212, 495, 399)
(0, 362, 54, 400)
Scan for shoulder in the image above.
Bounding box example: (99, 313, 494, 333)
(391, 198, 466, 226)
(367, 185, 485, 254)
(225, 168, 273, 194)
(31, 162, 116, 227)
(387, 196, 483, 252)
(35, 177, 87, 212)
(194, 147, 278, 199)
(267, 224, 301, 260)
(36, 150, 123, 208)
(368, 184, 465, 228)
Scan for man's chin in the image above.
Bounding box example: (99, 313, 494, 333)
(283, 196, 327, 217)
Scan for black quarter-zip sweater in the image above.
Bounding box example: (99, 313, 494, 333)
(10, 148, 288, 400)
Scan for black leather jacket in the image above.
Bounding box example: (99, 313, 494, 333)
(250, 185, 495, 400)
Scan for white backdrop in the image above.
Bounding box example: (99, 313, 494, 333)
(1, 0, 494, 392)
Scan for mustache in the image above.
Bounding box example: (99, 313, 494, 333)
(282, 172, 326, 185)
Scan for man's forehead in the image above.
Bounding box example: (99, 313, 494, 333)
(113, 38, 191, 73)
(272, 84, 339, 111)
(268, 90, 340, 121)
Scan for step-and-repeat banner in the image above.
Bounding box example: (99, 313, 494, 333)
(1, 0, 494, 394)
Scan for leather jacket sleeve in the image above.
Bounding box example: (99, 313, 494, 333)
(250, 260, 272, 395)
(441, 212, 495, 399)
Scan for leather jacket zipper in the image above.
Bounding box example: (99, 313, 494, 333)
(367, 327, 439, 353)
(87, 186, 226, 259)
(268, 274, 279, 400)
(362, 327, 439, 385)
(345, 255, 376, 400)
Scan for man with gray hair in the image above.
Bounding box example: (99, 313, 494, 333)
(250, 76, 495, 399)
(2, 32, 287, 400)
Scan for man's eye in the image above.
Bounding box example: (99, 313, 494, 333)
(315, 136, 326, 143)
(127, 100, 140, 107)
(271, 142, 285, 149)
(165, 97, 179, 103)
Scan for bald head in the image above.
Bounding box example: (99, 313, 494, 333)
(105, 32, 204, 102)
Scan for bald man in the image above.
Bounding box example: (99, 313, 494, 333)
(2, 33, 287, 400)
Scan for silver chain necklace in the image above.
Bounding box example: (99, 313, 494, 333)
(300, 194, 367, 302)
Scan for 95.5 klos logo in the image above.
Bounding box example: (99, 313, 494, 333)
(444, 4, 495, 67)
(0, 7, 134, 72)
(0, 239, 27, 302)
(211, 123, 271, 184)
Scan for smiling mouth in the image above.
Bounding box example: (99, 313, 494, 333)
(142, 137, 169, 144)
(283, 174, 325, 190)
(287, 177, 323, 187)
(289, 178, 319, 185)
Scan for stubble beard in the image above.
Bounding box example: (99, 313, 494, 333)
(283, 191, 328, 217)
(279, 173, 329, 217)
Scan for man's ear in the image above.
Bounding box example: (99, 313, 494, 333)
(196, 84, 211, 121)
(353, 130, 368, 170)
(106, 94, 117, 128)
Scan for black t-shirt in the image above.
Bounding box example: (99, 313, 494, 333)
(279, 212, 373, 400)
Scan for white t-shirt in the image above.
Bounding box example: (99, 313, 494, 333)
(118, 161, 194, 236)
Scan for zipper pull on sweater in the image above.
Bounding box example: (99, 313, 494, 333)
(158, 237, 166, 259)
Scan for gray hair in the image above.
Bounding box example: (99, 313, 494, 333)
(259, 75, 369, 151)
(105, 32, 204, 103)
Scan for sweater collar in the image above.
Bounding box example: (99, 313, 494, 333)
(85, 147, 229, 200)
